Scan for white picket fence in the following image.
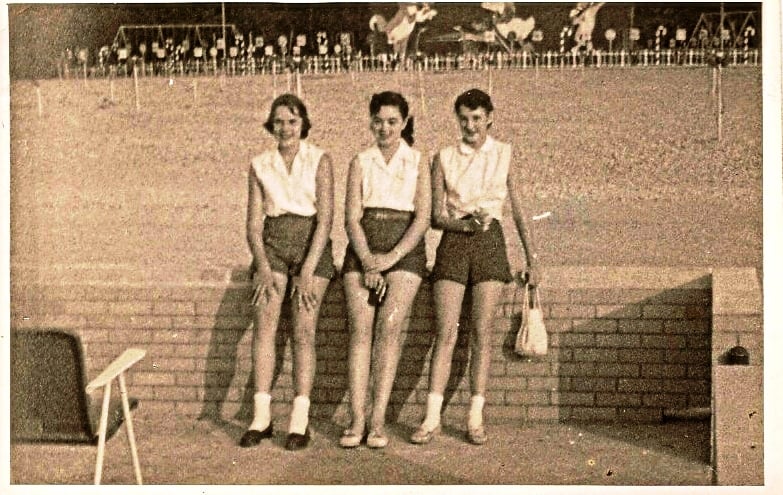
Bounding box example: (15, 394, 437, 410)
(76, 47, 760, 79)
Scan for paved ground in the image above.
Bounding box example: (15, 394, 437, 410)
(9, 410, 713, 487)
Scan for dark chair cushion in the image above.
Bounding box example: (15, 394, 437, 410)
(11, 328, 138, 444)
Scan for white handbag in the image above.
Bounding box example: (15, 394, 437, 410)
(515, 284, 548, 357)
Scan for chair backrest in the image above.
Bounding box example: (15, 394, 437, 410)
(11, 329, 94, 443)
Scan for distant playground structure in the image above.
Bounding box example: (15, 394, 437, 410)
(52, 3, 760, 80)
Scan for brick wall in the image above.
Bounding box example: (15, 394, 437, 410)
(10, 265, 718, 426)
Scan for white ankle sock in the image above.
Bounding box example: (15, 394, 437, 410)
(248, 392, 272, 431)
(421, 393, 443, 429)
(289, 395, 310, 435)
(468, 395, 485, 429)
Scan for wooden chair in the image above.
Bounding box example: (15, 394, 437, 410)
(11, 328, 146, 484)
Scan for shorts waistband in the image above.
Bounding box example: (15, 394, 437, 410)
(363, 208, 414, 221)
(266, 213, 315, 220)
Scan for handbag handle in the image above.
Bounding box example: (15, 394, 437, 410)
(530, 286, 542, 310)
(521, 281, 530, 318)
(523, 283, 542, 310)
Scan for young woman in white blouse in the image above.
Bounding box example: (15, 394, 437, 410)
(242, 94, 334, 451)
(341, 91, 431, 449)
(411, 88, 541, 446)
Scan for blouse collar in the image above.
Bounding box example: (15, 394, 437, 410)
(370, 140, 414, 166)
(457, 135, 496, 156)
(272, 140, 307, 169)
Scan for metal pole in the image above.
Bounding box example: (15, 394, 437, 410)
(717, 65, 723, 142)
(133, 65, 140, 111)
(718, 2, 726, 51)
(36, 85, 43, 117)
(221, 3, 227, 70)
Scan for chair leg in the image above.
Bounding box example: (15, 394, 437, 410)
(119, 372, 143, 485)
(94, 381, 112, 485)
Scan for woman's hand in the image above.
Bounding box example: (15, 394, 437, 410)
(363, 252, 399, 273)
(363, 270, 387, 298)
(252, 265, 281, 306)
(291, 270, 318, 312)
(473, 209, 493, 232)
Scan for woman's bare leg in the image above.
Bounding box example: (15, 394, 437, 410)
(368, 271, 422, 433)
(343, 272, 375, 437)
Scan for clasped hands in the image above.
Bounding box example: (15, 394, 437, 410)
(361, 251, 400, 299)
(466, 209, 492, 233)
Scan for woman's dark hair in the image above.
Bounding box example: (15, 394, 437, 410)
(454, 88, 494, 114)
(369, 91, 415, 146)
(263, 93, 312, 138)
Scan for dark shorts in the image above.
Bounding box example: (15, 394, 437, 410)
(430, 219, 512, 286)
(261, 214, 334, 279)
(342, 208, 427, 277)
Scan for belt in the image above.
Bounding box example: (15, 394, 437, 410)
(362, 208, 413, 221)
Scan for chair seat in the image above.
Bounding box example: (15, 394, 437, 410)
(11, 328, 138, 444)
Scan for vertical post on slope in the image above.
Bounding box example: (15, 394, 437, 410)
(417, 67, 426, 117)
(534, 56, 539, 83)
(712, 66, 717, 96)
(717, 64, 723, 142)
(133, 65, 140, 112)
(272, 61, 277, 98)
(35, 82, 43, 117)
(487, 63, 493, 96)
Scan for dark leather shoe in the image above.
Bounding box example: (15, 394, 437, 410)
(239, 423, 274, 447)
(285, 428, 311, 451)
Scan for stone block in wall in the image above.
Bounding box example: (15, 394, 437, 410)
(641, 304, 686, 319)
(595, 304, 642, 319)
(572, 319, 617, 333)
(616, 407, 663, 423)
(594, 334, 641, 348)
(595, 392, 642, 407)
(565, 407, 617, 422)
(617, 320, 663, 334)
(527, 406, 560, 422)
(568, 377, 617, 392)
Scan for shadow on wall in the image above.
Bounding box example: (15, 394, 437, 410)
(385, 288, 434, 425)
(196, 268, 350, 438)
(387, 285, 470, 428)
(196, 267, 257, 441)
(555, 278, 712, 465)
